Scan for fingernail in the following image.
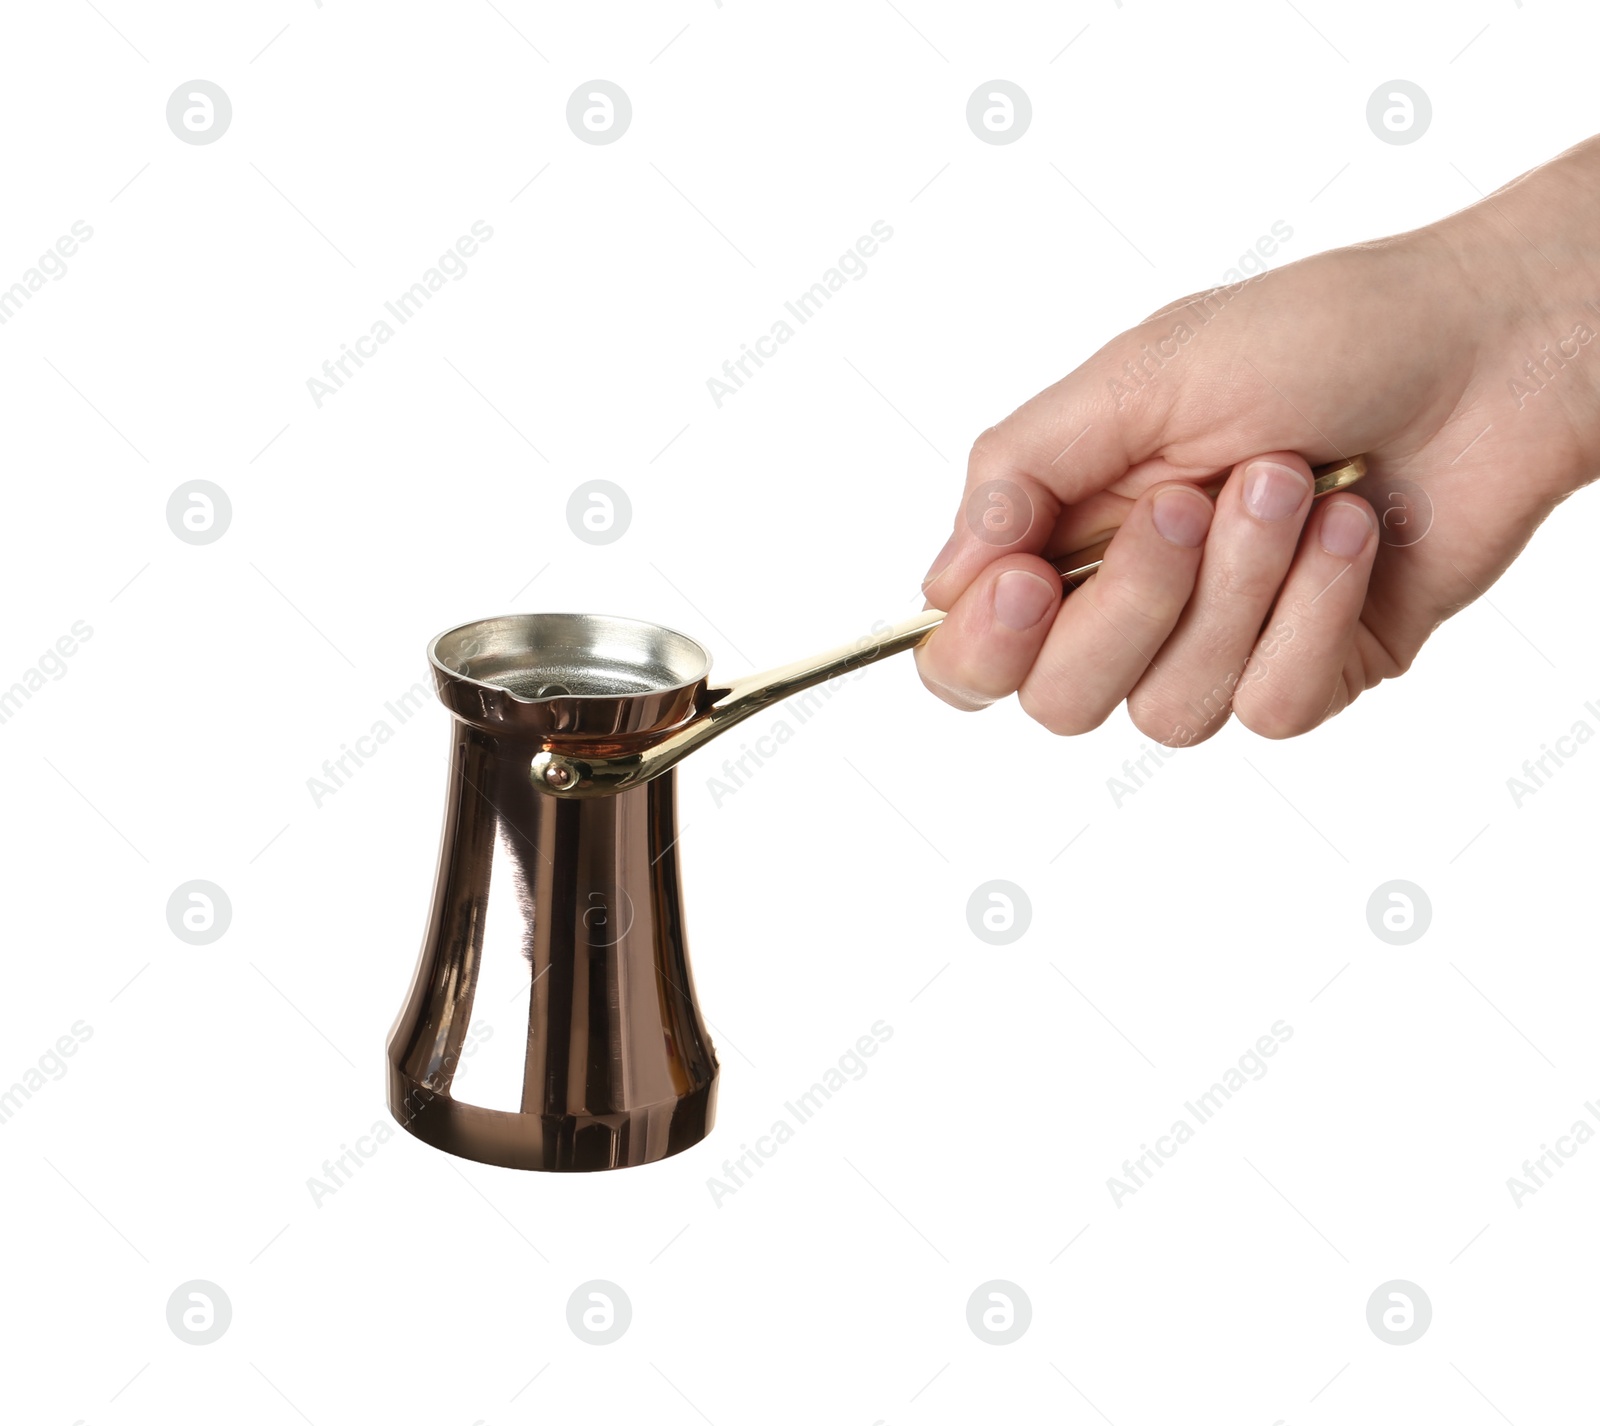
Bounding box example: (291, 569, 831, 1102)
(1152, 487, 1212, 548)
(993, 570, 1056, 631)
(1244, 461, 1311, 522)
(1319, 500, 1374, 558)
(922, 534, 956, 590)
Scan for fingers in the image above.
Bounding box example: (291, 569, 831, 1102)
(921, 464, 1061, 618)
(1124, 452, 1319, 745)
(1229, 494, 1379, 737)
(1011, 484, 1214, 732)
(915, 554, 1063, 709)
(922, 337, 1188, 615)
(918, 481, 1216, 718)
(921, 451, 1361, 736)
(918, 423, 1380, 739)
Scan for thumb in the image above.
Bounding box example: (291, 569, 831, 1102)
(921, 326, 1185, 611)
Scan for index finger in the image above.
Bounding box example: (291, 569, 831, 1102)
(922, 329, 1187, 611)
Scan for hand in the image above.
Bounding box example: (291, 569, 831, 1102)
(917, 137, 1600, 744)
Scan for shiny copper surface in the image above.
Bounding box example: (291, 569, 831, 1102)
(387, 665, 717, 1171)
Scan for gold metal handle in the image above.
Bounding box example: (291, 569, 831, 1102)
(533, 453, 1369, 796)
(532, 614, 942, 796)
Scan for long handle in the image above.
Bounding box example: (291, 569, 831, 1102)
(533, 454, 1368, 796)
(532, 613, 943, 796)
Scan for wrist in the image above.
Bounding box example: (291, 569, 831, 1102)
(1430, 139, 1600, 496)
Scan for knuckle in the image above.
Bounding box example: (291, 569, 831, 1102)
(963, 431, 1041, 548)
(966, 423, 1016, 481)
(1212, 566, 1283, 609)
(1091, 573, 1184, 640)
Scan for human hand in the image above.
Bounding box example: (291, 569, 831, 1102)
(917, 137, 1600, 744)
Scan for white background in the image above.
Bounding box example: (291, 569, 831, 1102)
(3, 1, 1599, 1422)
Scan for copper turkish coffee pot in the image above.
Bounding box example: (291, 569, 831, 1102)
(387, 456, 1367, 1170)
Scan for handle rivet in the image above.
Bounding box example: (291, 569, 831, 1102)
(544, 762, 574, 789)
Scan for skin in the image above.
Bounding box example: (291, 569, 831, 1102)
(918, 136, 1600, 744)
